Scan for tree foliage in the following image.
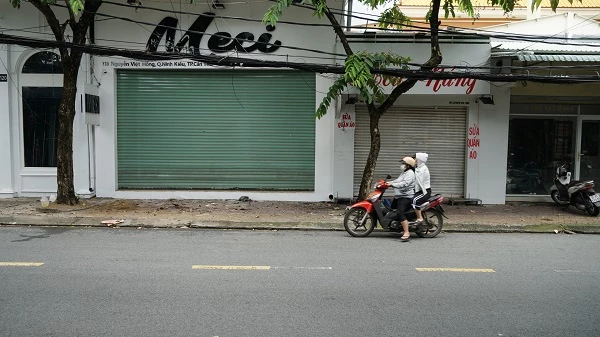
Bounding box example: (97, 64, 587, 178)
(263, 0, 569, 199)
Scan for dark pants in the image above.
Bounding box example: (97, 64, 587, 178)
(391, 197, 413, 221)
(412, 188, 432, 209)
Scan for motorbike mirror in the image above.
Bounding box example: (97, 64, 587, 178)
(386, 174, 392, 179)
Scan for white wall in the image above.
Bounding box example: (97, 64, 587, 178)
(0, 43, 15, 197)
(0, 3, 92, 197)
(467, 84, 511, 204)
(330, 88, 512, 204)
(92, 2, 342, 201)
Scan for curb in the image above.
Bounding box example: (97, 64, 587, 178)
(1, 216, 599, 234)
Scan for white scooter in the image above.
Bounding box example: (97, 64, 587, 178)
(550, 164, 600, 216)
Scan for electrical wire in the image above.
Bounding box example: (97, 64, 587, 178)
(100, 0, 600, 44)
(3, 31, 600, 84)
(6, 6, 600, 74)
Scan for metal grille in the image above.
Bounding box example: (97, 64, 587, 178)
(116, 69, 316, 190)
(353, 105, 467, 198)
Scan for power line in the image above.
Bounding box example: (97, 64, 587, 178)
(8, 24, 600, 74)
(6, 7, 600, 74)
(100, 0, 600, 45)
(2, 32, 600, 84)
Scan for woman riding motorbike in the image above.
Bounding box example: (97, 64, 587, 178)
(387, 157, 416, 242)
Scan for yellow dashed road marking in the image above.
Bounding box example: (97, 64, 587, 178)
(192, 265, 271, 270)
(416, 268, 495, 273)
(0, 262, 44, 267)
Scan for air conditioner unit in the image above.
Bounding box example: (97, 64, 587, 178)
(491, 57, 512, 75)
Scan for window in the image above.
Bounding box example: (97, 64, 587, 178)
(21, 52, 63, 167)
(507, 116, 576, 195)
(22, 51, 63, 74)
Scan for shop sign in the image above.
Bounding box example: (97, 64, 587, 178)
(146, 14, 281, 54)
(0, 74, 7, 82)
(372, 67, 487, 95)
(468, 124, 480, 160)
(337, 113, 355, 130)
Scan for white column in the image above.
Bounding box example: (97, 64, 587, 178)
(0, 44, 15, 197)
(73, 55, 93, 198)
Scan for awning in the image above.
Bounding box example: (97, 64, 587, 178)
(517, 54, 600, 62)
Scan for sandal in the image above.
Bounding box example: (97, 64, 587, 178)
(400, 234, 410, 242)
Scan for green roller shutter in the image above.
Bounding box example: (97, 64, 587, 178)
(116, 69, 315, 190)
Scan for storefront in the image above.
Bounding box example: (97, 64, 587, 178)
(506, 93, 600, 200)
(332, 33, 511, 204)
(1, 2, 514, 204)
(488, 13, 600, 201)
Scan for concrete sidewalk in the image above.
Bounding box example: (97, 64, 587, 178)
(1, 197, 599, 234)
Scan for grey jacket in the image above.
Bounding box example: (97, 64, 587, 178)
(389, 169, 415, 198)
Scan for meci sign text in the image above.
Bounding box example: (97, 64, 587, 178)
(146, 14, 281, 54)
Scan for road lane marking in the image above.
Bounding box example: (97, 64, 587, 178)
(272, 266, 332, 270)
(416, 268, 495, 273)
(192, 265, 271, 270)
(0, 262, 44, 267)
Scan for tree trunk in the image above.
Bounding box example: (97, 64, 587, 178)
(55, 58, 80, 205)
(357, 106, 381, 200)
(356, 0, 443, 200)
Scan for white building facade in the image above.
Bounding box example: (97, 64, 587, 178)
(0, 1, 513, 204)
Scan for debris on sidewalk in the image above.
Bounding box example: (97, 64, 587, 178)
(101, 219, 124, 227)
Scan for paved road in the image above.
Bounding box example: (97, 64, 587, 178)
(1, 227, 599, 337)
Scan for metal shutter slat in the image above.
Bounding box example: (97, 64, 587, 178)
(354, 105, 466, 197)
(117, 70, 316, 190)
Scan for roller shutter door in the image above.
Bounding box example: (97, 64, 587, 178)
(117, 69, 315, 190)
(354, 105, 467, 198)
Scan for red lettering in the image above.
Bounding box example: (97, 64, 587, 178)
(465, 78, 476, 94)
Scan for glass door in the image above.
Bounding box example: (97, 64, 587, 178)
(579, 120, 600, 183)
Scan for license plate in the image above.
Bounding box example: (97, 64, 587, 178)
(590, 194, 600, 203)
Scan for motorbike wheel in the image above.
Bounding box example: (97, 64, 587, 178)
(516, 178, 537, 194)
(415, 208, 443, 238)
(584, 195, 600, 216)
(550, 190, 569, 206)
(343, 207, 375, 237)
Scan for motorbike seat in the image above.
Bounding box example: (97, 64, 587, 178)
(567, 180, 594, 188)
(428, 194, 443, 202)
(414, 194, 443, 210)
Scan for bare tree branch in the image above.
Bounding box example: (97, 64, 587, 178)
(60, 20, 69, 35)
(28, 0, 63, 43)
(323, 7, 353, 56)
(377, 79, 418, 116)
(64, 0, 77, 32)
(76, 0, 103, 43)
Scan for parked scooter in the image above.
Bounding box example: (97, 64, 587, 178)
(550, 164, 600, 216)
(343, 175, 446, 237)
(506, 162, 542, 194)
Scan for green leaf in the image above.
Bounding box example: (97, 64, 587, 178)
(361, 0, 388, 10)
(315, 76, 349, 119)
(379, 7, 411, 29)
(263, 0, 293, 26)
(489, 0, 517, 13)
(69, 0, 85, 15)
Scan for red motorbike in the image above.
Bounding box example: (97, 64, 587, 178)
(344, 176, 446, 238)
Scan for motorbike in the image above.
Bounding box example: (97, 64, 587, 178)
(343, 175, 446, 238)
(550, 164, 600, 216)
(506, 162, 542, 194)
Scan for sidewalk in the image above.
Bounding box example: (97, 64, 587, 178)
(1, 197, 599, 234)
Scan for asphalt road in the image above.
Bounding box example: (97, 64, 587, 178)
(1, 227, 599, 337)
